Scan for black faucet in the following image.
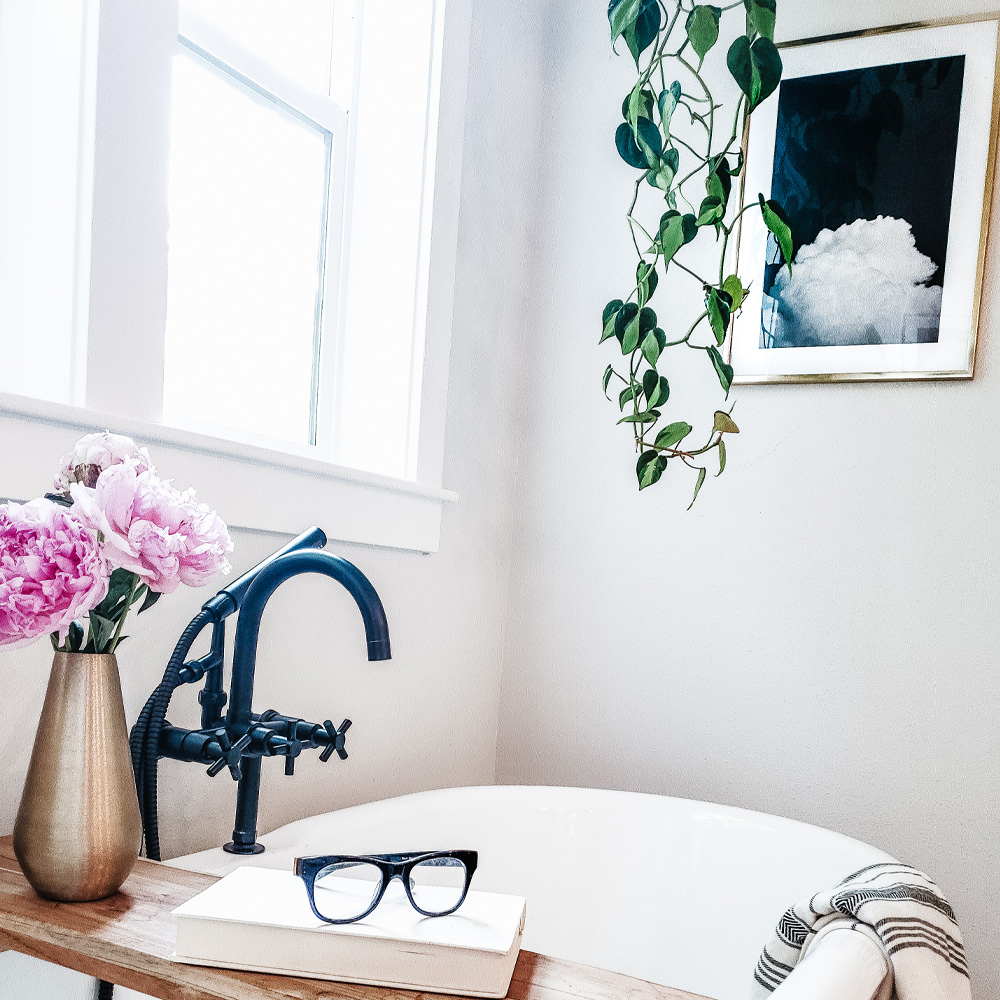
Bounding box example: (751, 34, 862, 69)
(138, 527, 391, 857)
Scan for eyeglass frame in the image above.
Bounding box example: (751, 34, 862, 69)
(294, 849, 479, 924)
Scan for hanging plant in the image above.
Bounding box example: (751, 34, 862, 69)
(602, 0, 792, 504)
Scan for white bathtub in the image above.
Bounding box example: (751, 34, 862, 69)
(4, 785, 893, 1000)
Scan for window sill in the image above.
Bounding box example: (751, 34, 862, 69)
(0, 392, 457, 553)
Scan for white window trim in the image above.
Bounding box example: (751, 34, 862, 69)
(0, 0, 472, 553)
(0, 391, 456, 552)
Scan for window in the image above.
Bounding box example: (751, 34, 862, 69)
(163, 7, 349, 451)
(0, 0, 463, 552)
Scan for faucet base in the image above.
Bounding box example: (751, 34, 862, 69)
(223, 841, 265, 856)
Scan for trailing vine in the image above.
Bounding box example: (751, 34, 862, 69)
(602, 0, 793, 504)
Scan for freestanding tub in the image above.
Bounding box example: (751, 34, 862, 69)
(3, 785, 893, 1000)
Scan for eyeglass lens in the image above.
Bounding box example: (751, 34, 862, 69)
(408, 857, 467, 914)
(313, 861, 383, 921)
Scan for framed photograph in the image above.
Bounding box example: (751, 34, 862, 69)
(731, 14, 1000, 383)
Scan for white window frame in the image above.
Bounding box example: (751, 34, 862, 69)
(0, 0, 469, 553)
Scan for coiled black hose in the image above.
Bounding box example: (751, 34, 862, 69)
(129, 608, 216, 862)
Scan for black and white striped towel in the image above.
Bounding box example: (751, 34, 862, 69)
(752, 863, 970, 999)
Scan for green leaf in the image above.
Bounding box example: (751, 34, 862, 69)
(705, 287, 733, 345)
(609, 0, 645, 43)
(67, 620, 85, 653)
(636, 450, 668, 490)
(634, 116, 662, 168)
(708, 346, 733, 392)
(685, 5, 721, 64)
(688, 467, 707, 509)
(713, 410, 740, 434)
(706, 163, 731, 206)
(643, 367, 658, 404)
(696, 195, 725, 227)
(648, 161, 676, 192)
(727, 36, 754, 100)
(746, 0, 775, 40)
(624, 307, 654, 358)
(624, 87, 655, 128)
(619, 384, 640, 410)
(93, 567, 137, 620)
(716, 438, 727, 476)
(758, 194, 794, 274)
(601, 299, 623, 342)
(622, 0, 662, 64)
(636, 261, 658, 306)
(658, 81, 682, 129)
(89, 612, 116, 653)
(727, 35, 782, 109)
(641, 327, 667, 366)
(614, 302, 639, 346)
(647, 145, 679, 192)
(750, 36, 782, 104)
(618, 410, 661, 424)
(643, 369, 670, 408)
(721, 274, 746, 311)
(619, 384, 638, 410)
(615, 123, 648, 169)
(655, 421, 693, 449)
(603, 365, 615, 399)
(658, 211, 697, 266)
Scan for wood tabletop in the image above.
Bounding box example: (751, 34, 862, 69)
(0, 835, 708, 1000)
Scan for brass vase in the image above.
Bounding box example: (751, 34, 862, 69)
(13, 652, 142, 901)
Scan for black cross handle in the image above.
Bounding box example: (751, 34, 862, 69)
(206, 729, 252, 780)
(319, 719, 352, 762)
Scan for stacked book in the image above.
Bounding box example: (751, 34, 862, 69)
(172, 866, 527, 998)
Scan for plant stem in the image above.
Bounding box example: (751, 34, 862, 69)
(107, 573, 141, 653)
(671, 257, 709, 284)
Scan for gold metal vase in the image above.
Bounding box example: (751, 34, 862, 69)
(13, 652, 142, 901)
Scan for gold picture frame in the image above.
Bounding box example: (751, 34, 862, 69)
(729, 13, 1000, 384)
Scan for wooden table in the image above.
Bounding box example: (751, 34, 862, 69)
(0, 836, 707, 1000)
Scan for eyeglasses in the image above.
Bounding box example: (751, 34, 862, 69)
(294, 850, 478, 924)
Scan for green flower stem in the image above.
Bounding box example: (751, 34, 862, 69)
(107, 573, 141, 653)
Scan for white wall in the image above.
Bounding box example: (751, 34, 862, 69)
(495, 0, 1000, 997)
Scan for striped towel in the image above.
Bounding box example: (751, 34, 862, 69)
(752, 863, 970, 999)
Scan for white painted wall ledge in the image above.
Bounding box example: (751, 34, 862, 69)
(0, 392, 457, 553)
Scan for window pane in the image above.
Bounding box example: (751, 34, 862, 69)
(0, 1, 91, 405)
(163, 51, 329, 446)
(182, 0, 336, 95)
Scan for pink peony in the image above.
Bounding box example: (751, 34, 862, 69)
(54, 431, 153, 491)
(70, 463, 233, 594)
(0, 499, 110, 648)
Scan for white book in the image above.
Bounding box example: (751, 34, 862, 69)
(171, 866, 526, 998)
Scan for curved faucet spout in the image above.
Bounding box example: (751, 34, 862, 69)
(227, 548, 391, 730)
